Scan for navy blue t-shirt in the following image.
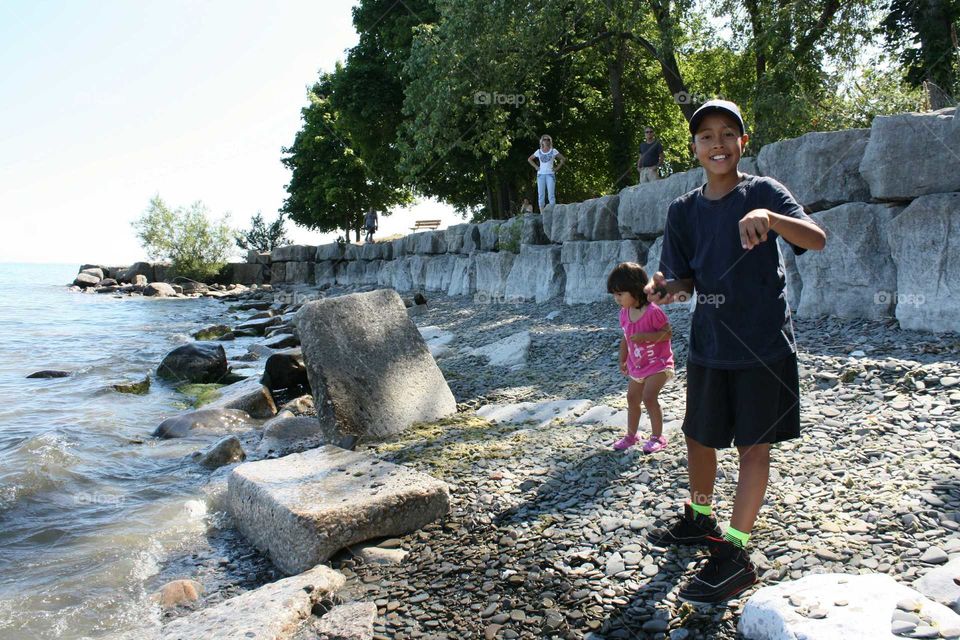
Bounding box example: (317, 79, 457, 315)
(659, 175, 813, 369)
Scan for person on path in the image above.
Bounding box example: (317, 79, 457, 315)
(607, 261, 674, 454)
(528, 134, 565, 210)
(645, 99, 826, 605)
(363, 209, 378, 243)
(637, 126, 664, 183)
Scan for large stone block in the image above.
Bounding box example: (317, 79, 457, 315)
(578, 194, 621, 240)
(336, 260, 373, 286)
(757, 129, 871, 211)
(617, 168, 705, 238)
(314, 260, 339, 288)
(444, 224, 469, 253)
(562, 240, 646, 304)
(284, 261, 314, 284)
(391, 236, 408, 259)
(228, 446, 450, 575)
(447, 255, 476, 297)
(206, 376, 278, 419)
(231, 263, 265, 285)
(795, 202, 902, 319)
(460, 224, 482, 254)
(541, 203, 584, 243)
(119, 262, 155, 284)
(269, 261, 285, 284)
(860, 108, 960, 200)
(477, 220, 502, 251)
(474, 252, 516, 297)
(271, 244, 316, 262)
(316, 243, 345, 261)
(504, 245, 565, 303)
(360, 242, 392, 261)
(161, 565, 345, 638)
(294, 289, 457, 440)
(778, 237, 802, 313)
(886, 192, 960, 332)
(414, 230, 447, 255)
(424, 254, 457, 292)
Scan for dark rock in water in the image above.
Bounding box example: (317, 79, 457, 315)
(193, 435, 246, 469)
(95, 285, 120, 294)
(261, 348, 308, 392)
(235, 316, 281, 336)
(216, 331, 236, 341)
(119, 262, 155, 283)
(157, 343, 228, 384)
(257, 413, 326, 456)
(236, 300, 272, 311)
(192, 324, 232, 341)
(261, 333, 299, 351)
(414, 292, 428, 306)
(176, 280, 209, 295)
(27, 370, 71, 379)
(99, 278, 118, 287)
(203, 377, 277, 419)
(113, 376, 150, 395)
(153, 408, 255, 438)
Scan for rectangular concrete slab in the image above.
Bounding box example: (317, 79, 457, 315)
(229, 446, 450, 575)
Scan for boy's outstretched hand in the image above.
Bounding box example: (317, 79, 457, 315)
(740, 209, 771, 249)
(644, 271, 672, 304)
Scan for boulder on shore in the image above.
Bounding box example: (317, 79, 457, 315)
(261, 348, 309, 392)
(193, 435, 246, 469)
(144, 282, 177, 297)
(228, 446, 450, 574)
(157, 343, 228, 384)
(294, 289, 457, 442)
(204, 376, 277, 419)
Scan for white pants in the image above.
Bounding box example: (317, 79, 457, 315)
(639, 167, 659, 183)
(537, 173, 556, 209)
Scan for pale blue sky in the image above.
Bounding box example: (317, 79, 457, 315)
(0, 0, 459, 265)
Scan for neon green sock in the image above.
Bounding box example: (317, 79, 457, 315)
(690, 502, 712, 517)
(724, 526, 750, 549)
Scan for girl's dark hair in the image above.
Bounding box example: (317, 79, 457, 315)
(606, 262, 649, 307)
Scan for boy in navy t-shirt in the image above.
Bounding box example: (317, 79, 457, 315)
(644, 100, 826, 604)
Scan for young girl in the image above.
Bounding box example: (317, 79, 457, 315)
(527, 134, 566, 210)
(607, 262, 674, 453)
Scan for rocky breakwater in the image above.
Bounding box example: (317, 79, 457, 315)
(257, 107, 959, 333)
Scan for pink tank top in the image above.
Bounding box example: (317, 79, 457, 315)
(620, 303, 675, 379)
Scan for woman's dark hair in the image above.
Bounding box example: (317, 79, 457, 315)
(606, 261, 649, 307)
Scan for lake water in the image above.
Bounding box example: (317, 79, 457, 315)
(0, 264, 261, 639)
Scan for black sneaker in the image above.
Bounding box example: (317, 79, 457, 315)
(647, 503, 721, 547)
(677, 536, 758, 605)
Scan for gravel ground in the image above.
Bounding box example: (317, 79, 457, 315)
(318, 290, 960, 640)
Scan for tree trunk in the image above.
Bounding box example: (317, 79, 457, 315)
(648, 1, 696, 121)
(607, 36, 633, 190)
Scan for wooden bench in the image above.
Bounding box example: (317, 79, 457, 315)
(411, 219, 441, 231)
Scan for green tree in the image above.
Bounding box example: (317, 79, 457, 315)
(281, 70, 412, 242)
(236, 211, 290, 253)
(132, 195, 235, 282)
(879, 0, 960, 106)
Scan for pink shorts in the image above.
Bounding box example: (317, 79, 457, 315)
(629, 368, 675, 384)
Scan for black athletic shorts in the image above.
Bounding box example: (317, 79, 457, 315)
(682, 353, 801, 449)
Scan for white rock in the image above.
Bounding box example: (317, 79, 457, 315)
(228, 446, 450, 574)
(738, 573, 960, 640)
(504, 245, 565, 303)
(477, 399, 593, 428)
(468, 331, 530, 367)
(915, 558, 960, 612)
(418, 326, 455, 359)
(562, 240, 646, 304)
(161, 565, 345, 639)
(617, 167, 704, 238)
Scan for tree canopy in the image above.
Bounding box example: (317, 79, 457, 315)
(281, 0, 957, 224)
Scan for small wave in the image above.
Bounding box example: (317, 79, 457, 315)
(0, 432, 78, 512)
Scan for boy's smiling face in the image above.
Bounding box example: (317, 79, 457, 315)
(692, 112, 748, 178)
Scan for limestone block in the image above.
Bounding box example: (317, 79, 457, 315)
(228, 447, 450, 573)
(860, 108, 960, 200)
(886, 192, 960, 331)
(796, 202, 902, 319)
(758, 129, 871, 211)
(294, 289, 457, 440)
(503, 245, 565, 303)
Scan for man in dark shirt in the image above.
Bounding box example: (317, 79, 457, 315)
(644, 100, 826, 605)
(637, 126, 664, 183)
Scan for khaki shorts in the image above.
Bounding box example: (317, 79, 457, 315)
(629, 368, 674, 385)
(639, 167, 660, 183)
